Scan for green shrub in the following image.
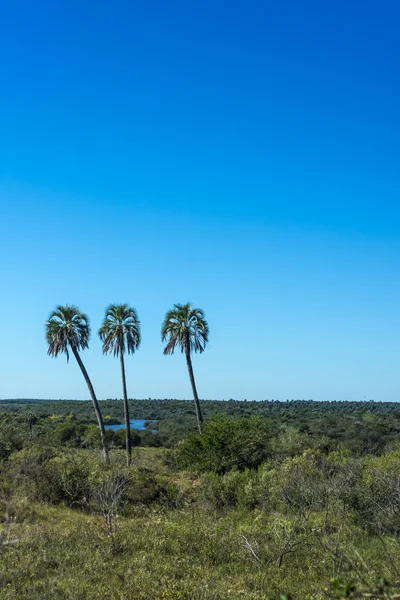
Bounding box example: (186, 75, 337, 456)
(113, 428, 141, 448)
(10, 446, 101, 505)
(177, 415, 272, 473)
(10, 445, 185, 513)
(0, 419, 25, 461)
(139, 429, 163, 447)
(9, 444, 60, 502)
(352, 448, 400, 536)
(260, 450, 358, 525)
(200, 468, 263, 510)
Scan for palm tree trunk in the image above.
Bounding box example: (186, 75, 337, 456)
(185, 349, 203, 434)
(71, 346, 109, 463)
(119, 349, 132, 466)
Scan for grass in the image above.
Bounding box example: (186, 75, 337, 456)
(3, 438, 400, 599)
(1, 498, 398, 600)
(133, 447, 173, 473)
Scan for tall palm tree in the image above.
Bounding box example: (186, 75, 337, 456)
(161, 303, 209, 434)
(46, 305, 109, 462)
(26, 412, 38, 439)
(98, 304, 141, 466)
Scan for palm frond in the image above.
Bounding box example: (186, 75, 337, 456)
(45, 304, 90, 362)
(161, 303, 209, 356)
(98, 303, 141, 357)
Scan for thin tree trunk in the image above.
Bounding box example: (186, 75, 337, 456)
(185, 348, 203, 434)
(120, 349, 132, 466)
(71, 346, 109, 463)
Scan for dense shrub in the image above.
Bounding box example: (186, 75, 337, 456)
(110, 428, 141, 449)
(352, 447, 400, 536)
(177, 415, 272, 473)
(139, 429, 163, 447)
(198, 449, 359, 523)
(0, 420, 25, 461)
(10, 445, 97, 505)
(265, 450, 355, 516)
(200, 468, 265, 510)
(9, 445, 182, 513)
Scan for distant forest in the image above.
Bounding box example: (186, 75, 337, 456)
(2, 398, 400, 454)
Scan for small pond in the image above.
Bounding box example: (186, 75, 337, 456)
(104, 419, 155, 432)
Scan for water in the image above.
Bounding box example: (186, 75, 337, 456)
(104, 419, 155, 432)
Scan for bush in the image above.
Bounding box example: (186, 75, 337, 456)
(9, 444, 60, 502)
(139, 429, 163, 447)
(260, 450, 358, 525)
(10, 446, 101, 505)
(9, 445, 184, 512)
(110, 428, 141, 449)
(200, 468, 264, 510)
(352, 448, 400, 536)
(0, 418, 25, 461)
(177, 415, 272, 473)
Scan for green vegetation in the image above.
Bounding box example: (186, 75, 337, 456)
(2, 404, 400, 598)
(2, 397, 400, 454)
(176, 414, 272, 473)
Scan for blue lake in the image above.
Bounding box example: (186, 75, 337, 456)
(104, 419, 155, 432)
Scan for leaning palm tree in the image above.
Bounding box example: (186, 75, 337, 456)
(161, 303, 209, 434)
(46, 305, 109, 462)
(98, 304, 141, 466)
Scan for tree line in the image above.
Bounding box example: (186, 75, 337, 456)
(45, 302, 209, 464)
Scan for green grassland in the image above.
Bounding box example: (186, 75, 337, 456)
(2, 446, 400, 600)
(2, 404, 400, 599)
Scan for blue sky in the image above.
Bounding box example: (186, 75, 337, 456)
(1, 1, 399, 401)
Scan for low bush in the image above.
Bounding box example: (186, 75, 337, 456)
(198, 449, 359, 524)
(10, 445, 99, 505)
(200, 468, 264, 511)
(9, 446, 185, 513)
(176, 414, 272, 473)
(352, 447, 400, 536)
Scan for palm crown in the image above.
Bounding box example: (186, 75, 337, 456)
(46, 305, 90, 362)
(98, 304, 141, 356)
(161, 303, 209, 355)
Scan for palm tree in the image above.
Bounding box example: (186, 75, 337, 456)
(161, 303, 209, 434)
(45, 305, 109, 462)
(98, 304, 141, 466)
(26, 412, 38, 439)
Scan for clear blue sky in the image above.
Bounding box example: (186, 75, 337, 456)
(1, 0, 399, 402)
